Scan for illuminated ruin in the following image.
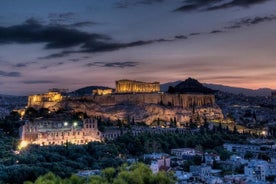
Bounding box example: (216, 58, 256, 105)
(116, 79, 160, 93)
(20, 118, 103, 146)
(27, 90, 63, 109)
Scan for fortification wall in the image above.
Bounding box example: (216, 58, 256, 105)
(27, 92, 63, 109)
(76, 93, 215, 108)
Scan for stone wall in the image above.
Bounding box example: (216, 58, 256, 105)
(116, 79, 160, 93)
(75, 93, 215, 108)
(20, 118, 102, 146)
(28, 91, 62, 109)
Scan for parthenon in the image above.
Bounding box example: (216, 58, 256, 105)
(116, 79, 160, 93)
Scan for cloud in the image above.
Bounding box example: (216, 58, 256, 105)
(25, 17, 44, 25)
(39, 51, 71, 59)
(41, 38, 171, 59)
(22, 80, 55, 84)
(68, 21, 97, 27)
(226, 15, 276, 29)
(208, 0, 271, 11)
(48, 12, 76, 24)
(209, 30, 223, 34)
(14, 63, 27, 67)
(0, 71, 21, 77)
(69, 58, 81, 62)
(1, 19, 172, 59)
(174, 0, 221, 12)
(115, 0, 164, 8)
(0, 19, 109, 49)
(189, 32, 201, 36)
(86, 61, 139, 68)
(174, 0, 271, 12)
(40, 66, 48, 69)
(174, 35, 187, 39)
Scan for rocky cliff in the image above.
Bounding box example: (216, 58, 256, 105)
(52, 93, 223, 125)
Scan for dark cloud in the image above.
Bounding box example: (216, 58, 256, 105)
(208, 0, 271, 10)
(14, 63, 27, 67)
(1, 19, 171, 59)
(48, 12, 76, 24)
(175, 0, 271, 12)
(41, 39, 170, 59)
(25, 17, 44, 25)
(0, 71, 21, 77)
(86, 61, 139, 68)
(174, 0, 221, 12)
(229, 16, 276, 29)
(22, 80, 55, 84)
(174, 35, 187, 39)
(0, 19, 109, 49)
(189, 32, 201, 36)
(39, 51, 72, 59)
(40, 66, 48, 69)
(57, 62, 64, 65)
(69, 21, 97, 27)
(69, 58, 81, 62)
(115, 0, 164, 8)
(209, 30, 223, 34)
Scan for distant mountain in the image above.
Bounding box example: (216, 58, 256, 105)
(161, 80, 274, 96)
(160, 80, 182, 92)
(69, 86, 113, 96)
(203, 83, 273, 97)
(165, 78, 215, 94)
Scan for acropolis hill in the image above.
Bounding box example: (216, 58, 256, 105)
(27, 79, 223, 124)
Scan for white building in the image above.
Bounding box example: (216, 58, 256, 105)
(171, 148, 202, 159)
(244, 160, 268, 181)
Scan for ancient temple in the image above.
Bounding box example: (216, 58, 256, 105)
(116, 79, 160, 93)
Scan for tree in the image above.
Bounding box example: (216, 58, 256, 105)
(102, 167, 116, 183)
(26, 163, 176, 184)
(167, 86, 175, 94)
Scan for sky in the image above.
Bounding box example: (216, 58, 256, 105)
(1, 0, 276, 95)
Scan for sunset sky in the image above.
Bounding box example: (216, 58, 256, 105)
(1, 0, 276, 95)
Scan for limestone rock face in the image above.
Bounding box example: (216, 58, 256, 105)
(54, 98, 223, 125)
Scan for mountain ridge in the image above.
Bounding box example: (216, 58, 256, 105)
(161, 80, 275, 96)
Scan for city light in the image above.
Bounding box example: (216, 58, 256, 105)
(73, 122, 78, 127)
(18, 140, 28, 150)
(64, 122, 68, 126)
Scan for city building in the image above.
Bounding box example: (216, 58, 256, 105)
(190, 164, 212, 179)
(144, 153, 171, 174)
(204, 153, 220, 166)
(244, 160, 268, 181)
(171, 148, 202, 159)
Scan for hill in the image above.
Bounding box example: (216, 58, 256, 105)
(161, 80, 274, 97)
(165, 78, 215, 94)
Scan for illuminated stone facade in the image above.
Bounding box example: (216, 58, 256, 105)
(116, 80, 160, 93)
(27, 91, 63, 110)
(83, 93, 215, 108)
(20, 118, 102, 146)
(92, 89, 113, 96)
